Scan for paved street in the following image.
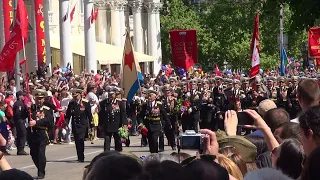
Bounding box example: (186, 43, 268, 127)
(5, 136, 195, 179)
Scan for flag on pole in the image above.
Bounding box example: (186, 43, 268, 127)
(249, 12, 260, 78)
(0, 0, 28, 71)
(280, 47, 288, 76)
(63, 2, 70, 22)
(122, 32, 144, 103)
(90, 7, 98, 24)
(215, 64, 221, 76)
(70, 2, 77, 22)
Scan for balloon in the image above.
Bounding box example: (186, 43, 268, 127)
(259, 69, 263, 74)
(62, 67, 67, 73)
(296, 62, 300, 67)
(290, 57, 294, 62)
(161, 65, 167, 71)
(178, 68, 185, 75)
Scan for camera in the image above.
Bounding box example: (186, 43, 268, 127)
(178, 130, 205, 150)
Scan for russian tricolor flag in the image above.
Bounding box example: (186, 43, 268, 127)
(122, 32, 144, 103)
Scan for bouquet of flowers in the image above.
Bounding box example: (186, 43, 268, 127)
(138, 124, 148, 136)
(112, 103, 120, 113)
(118, 126, 129, 139)
(88, 128, 94, 144)
(180, 100, 192, 115)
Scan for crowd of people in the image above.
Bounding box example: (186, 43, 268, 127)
(0, 64, 319, 180)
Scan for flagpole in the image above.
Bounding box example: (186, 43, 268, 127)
(13, 0, 21, 91)
(280, 3, 284, 75)
(31, 0, 38, 72)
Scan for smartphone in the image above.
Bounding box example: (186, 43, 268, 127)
(237, 112, 254, 125)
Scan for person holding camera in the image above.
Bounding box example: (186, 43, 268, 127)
(140, 90, 171, 153)
(27, 89, 54, 179)
(65, 89, 93, 163)
(13, 91, 28, 155)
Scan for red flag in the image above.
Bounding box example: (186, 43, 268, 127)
(249, 12, 260, 78)
(308, 27, 320, 58)
(90, 7, 98, 24)
(169, 30, 198, 70)
(34, 0, 46, 66)
(0, 0, 28, 72)
(215, 64, 221, 76)
(3, 0, 13, 42)
(63, 3, 70, 22)
(70, 4, 76, 22)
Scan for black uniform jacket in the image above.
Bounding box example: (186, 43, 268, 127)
(65, 99, 93, 137)
(27, 105, 54, 144)
(99, 98, 128, 133)
(140, 101, 171, 132)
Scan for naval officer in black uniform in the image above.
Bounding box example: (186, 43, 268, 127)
(65, 89, 93, 162)
(28, 89, 54, 179)
(99, 88, 127, 151)
(140, 90, 171, 153)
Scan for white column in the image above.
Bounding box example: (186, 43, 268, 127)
(97, 8, 107, 43)
(84, 0, 97, 73)
(146, 2, 158, 75)
(119, 3, 126, 46)
(110, 1, 121, 47)
(154, 6, 162, 75)
(59, 0, 73, 68)
(43, 0, 52, 75)
(106, 10, 111, 44)
(132, 2, 143, 53)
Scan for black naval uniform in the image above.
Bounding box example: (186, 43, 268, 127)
(162, 96, 177, 150)
(99, 98, 127, 151)
(65, 99, 93, 162)
(27, 104, 53, 178)
(140, 101, 171, 153)
(277, 86, 287, 109)
(287, 86, 301, 119)
(213, 86, 226, 130)
(13, 99, 28, 154)
(200, 90, 214, 130)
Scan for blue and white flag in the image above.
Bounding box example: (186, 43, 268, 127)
(280, 47, 287, 76)
(122, 32, 144, 103)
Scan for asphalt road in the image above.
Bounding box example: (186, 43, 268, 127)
(5, 136, 195, 180)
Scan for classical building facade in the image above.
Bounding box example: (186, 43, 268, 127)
(11, 0, 162, 75)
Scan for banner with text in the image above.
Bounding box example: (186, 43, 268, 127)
(309, 27, 320, 58)
(34, 0, 46, 66)
(3, 0, 13, 42)
(169, 30, 198, 70)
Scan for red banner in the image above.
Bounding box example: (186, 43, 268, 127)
(0, 0, 28, 72)
(169, 30, 198, 70)
(309, 27, 320, 58)
(3, 0, 13, 42)
(34, 0, 46, 66)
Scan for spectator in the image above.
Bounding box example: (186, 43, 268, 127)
(292, 79, 320, 123)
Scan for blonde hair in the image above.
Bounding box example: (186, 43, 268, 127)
(216, 154, 244, 180)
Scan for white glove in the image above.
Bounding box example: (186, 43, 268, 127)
(186, 92, 191, 97)
(188, 108, 192, 114)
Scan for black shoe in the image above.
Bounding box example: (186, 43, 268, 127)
(35, 176, 45, 179)
(17, 151, 29, 155)
(159, 149, 164, 152)
(78, 159, 84, 163)
(172, 146, 177, 151)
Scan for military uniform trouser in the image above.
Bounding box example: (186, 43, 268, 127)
(104, 132, 122, 152)
(29, 141, 47, 177)
(164, 127, 176, 148)
(74, 135, 85, 161)
(15, 121, 27, 153)
(147, 130, 164, 153)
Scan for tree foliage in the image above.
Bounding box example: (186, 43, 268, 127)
(160, 0, 313, 71)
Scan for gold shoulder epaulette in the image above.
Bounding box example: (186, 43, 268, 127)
(156, 101, 162, 105)
(82, 99, 88, 103)
(42, 105, 50, 110)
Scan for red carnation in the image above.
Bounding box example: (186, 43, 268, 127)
(127, 124, 132, 129)
(138, 125, 143, 131)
